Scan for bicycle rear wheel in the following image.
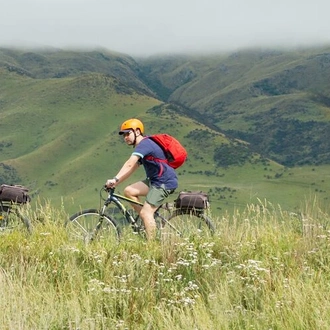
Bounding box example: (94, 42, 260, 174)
(159, 208, 215, 240)
(67, 209, 120, 243)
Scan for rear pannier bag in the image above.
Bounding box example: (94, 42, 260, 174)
(0, 184, 31, 204)
(175, 191, 209, 210)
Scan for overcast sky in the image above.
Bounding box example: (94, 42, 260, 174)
(1, 0, 330, 56)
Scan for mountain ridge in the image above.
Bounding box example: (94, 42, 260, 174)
(138, 47, 330, 166)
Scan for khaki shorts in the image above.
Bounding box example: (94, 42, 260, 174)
(142, 178, 175, 207)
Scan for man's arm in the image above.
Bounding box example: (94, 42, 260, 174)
(106, 155, 140, 187)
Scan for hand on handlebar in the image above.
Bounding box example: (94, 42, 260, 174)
(105, 178, 118, 188)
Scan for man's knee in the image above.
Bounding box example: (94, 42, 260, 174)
(139, 207, 149, 220)
(123, 186, 134, 198)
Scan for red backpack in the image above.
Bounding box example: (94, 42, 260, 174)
(146, 134, 187, 169)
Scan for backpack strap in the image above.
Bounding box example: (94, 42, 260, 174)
(144, 155, 168, 164)
(144, 155, 168, 176)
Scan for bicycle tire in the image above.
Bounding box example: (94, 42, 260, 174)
(158, 208, 215, 240)
(67, 209, 120, 243)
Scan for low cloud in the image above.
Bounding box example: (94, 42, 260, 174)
(1, 0, 330, 56)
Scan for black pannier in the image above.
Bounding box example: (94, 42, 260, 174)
(0, 184, 31, 204)
(175, 191, 209, 210)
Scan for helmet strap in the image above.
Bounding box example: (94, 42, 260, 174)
(132, 129, 138, 147)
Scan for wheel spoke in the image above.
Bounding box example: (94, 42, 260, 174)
(67, 210, 120, 243)
(156, 208, 215, 241)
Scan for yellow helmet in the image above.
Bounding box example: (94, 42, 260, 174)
(119, 118, 144, 135)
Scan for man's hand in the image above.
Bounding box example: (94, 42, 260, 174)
(105, 177, 119, 188)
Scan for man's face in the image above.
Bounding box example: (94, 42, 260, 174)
(123, 130, 135, 145)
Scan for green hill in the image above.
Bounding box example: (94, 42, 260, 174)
(0, 47, 329, 216)
(138, 47, 330, 166)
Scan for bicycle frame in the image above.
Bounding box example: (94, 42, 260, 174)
(101, 188, 174, 233)
(102, 188, 142, 227)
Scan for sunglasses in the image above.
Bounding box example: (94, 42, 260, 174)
(123, 130, 133, 137)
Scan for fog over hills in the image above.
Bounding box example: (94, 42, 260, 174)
(1, 0, 330, 56)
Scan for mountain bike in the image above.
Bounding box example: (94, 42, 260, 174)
(66, 187, 215, 243)
(0, 201, 32, 234)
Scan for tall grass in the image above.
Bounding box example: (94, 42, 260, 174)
(1, 198, 330, 329)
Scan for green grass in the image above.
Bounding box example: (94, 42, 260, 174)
(1, 198, 330, 328)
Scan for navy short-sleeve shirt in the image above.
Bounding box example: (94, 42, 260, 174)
(132, 138, 178, 190)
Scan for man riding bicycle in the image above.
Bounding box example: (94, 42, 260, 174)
(105, 118, 178, 240)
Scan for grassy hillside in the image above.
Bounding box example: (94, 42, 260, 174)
(138, 47, 330, 166)
(0, 48, 329, 217)
(0, 67, 161, 209)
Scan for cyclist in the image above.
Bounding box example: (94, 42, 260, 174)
(105, 118, 178, 240)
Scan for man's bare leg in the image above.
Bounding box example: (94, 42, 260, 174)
(123, 181, 148, 214)
(124, 181, 158, 240)
(140, 202, 158, 240)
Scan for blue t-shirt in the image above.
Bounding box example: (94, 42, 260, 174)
(132, 138, 178, 190)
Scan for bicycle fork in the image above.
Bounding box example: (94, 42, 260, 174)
(90, 206, 109, 241)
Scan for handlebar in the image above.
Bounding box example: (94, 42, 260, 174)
(103, 186, 115, 193)
(100, 186, 115, 202)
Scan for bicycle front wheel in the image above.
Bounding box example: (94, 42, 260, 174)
(67, 209, 120, 243)
(160, 208, 215, 240)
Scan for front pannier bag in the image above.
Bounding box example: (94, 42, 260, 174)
(175, 191, 209, 210)
(0, 184, 31, 204)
